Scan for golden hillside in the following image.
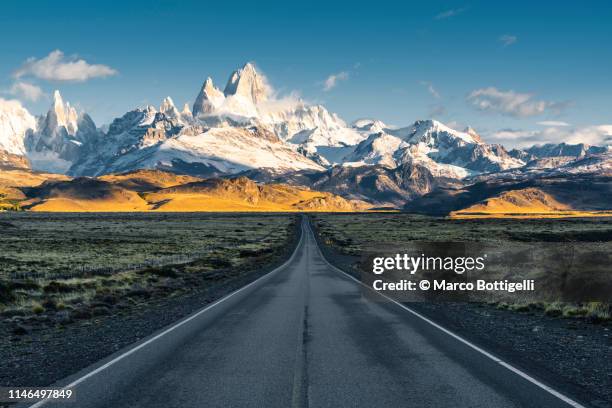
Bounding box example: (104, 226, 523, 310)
(0, 169, 69, 211)
(145, 177, 369, 212)
(450, 187, 610, 219)
(0, 169, 369, 212)
(99, 170, 202, 191)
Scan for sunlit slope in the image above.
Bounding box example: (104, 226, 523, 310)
(99, 170, 202, 191)
(0, 169, 69, 210)
(10, 170, 369, 212)
(450, 187, 611, 218)
(25, 178, 150, 212)
(145, 177, 369, 212)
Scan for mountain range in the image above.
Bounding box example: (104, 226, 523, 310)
(0, 63, 610, 215)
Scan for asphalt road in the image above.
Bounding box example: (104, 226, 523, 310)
(30, 217, 585, 408)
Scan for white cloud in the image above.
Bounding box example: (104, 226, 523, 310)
(488, 125, 612, 148)
(14, 50, 118, 82)
(420, 81, 440, 98)
(499, 34, 517, 47)
(537, 120, 570, 127)
(565, 125, 612, 145)
(435, 7, 467, 20)
(8, 81, 44, 101)
(467, 87, 568, 118)
(323, 71, 349, 91)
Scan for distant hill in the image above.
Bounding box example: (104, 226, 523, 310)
(4, 169, 368, 212)
(1, 62, 609, 210)
(406, 174, 612, 218)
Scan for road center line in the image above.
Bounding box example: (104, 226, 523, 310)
(28, 218, 306, 408)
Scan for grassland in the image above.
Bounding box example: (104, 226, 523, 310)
(312, 213, 612, 322)
(0, 213, 298, 325)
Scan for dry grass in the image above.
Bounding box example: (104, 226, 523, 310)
(0, 213, 298, 320)
(313, 213, 612, 322)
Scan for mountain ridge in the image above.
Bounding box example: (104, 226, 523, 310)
(0, 62, 610, 212)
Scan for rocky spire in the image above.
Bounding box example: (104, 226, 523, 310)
(192, 77, 225, 117)
(223, 62, 270, 104)
(160, 96, 175, 112)
(45, 90, 79, 135)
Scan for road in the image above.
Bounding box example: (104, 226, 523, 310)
(30, 217, 585, 408)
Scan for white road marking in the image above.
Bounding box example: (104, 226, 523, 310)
(28, 219, 306, 408)
(307, 221, 587, 408)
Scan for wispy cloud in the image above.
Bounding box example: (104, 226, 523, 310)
(8, 81, 45, 101)
(420, 81, 440, 98)
(537, 120, 570, 127)
(499, 34, 517, 47)
(435, 7, 467, 20)
(14, 50, 118, 82)
(467, 87, 568, 118)
(323, 71, 349, 91)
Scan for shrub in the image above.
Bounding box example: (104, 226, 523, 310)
(585, 302, 611, 323)
(544, 302, 563, 317)
(31, 302, 45, 314)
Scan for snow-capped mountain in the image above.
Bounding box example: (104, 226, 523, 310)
(510, 142, 609, 162)
(25, 91, 101, 173)
(341, 119, 523, 178)
(72, 62, 362, 176)
(193, 77, 225, 117)
(0, 98, 36, 157)
(69, 93, 324, 177)
(0, 62, 609, 208)
(342, 132, 406, 168)
(192, 63, 270, 119)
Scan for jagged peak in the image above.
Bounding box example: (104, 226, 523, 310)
(182, 103, 192, 115)
(223, 62, 270, 104)
(410, 119, 479, 144)
(160, 96, 176, 112)
(193, 76, 225, 117)
(464, 126, 483, 143)
(52, 90, 63, 105)
(47, 90, 79, 131)
(203, 76, 217, 90)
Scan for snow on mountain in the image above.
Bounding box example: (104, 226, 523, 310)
(0, 98, 36, 156)
(156, 126, 324, 174)
(192, 77, 226, 117)
(190, 63, 366, 160)
(342, 132, 406, 168)
(159, 97, 181, 120)
(181, 103, 192, 117)
(1, 62, 608, 208)
(69, 103, 186, 176)
(223, 62, 270, 105)
(352, 119, 388, 135)
(523, 142, 608, 159)
(262, 104, 362, 145)
(69, 93, 324, 177)
(403, 119, 480, 147)
(342, 119, 523, 178)
(26, 90, 101, 173)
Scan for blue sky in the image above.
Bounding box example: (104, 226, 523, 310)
(1, 0, 611, 146)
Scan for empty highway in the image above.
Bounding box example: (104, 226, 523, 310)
(28, 218, 585, 408)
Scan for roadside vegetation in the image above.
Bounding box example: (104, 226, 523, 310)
(0, 213, 298, 335)
(312, 213, 612, 323)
